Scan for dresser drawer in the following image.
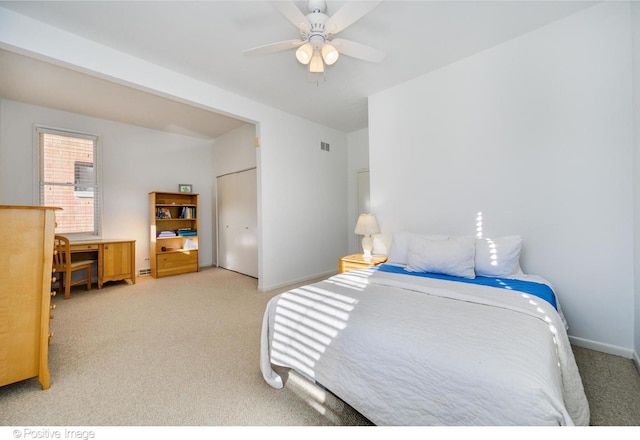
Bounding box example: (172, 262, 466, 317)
(71, 243, 99, 252)
(156, 251, 198, 277)
(339, 260, 371, 273)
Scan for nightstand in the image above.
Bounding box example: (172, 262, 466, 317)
(339, 254, 387, 273)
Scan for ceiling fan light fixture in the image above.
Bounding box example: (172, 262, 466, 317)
(309, 52, 324, 73)
(321, 43, 339, 65)
(243, 0, 385, 77)
(295, 42, 313, 65)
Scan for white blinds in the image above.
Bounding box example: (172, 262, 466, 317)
(38, 128, 100, 236)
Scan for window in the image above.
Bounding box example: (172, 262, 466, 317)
(37, 127, 101, 236)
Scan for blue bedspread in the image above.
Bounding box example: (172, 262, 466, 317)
(376, 263, 557, 310)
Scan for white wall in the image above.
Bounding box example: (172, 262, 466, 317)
(0, 99, 214, 274)
(212, 124, 256, 177)
(347, 128, 370, 254)
(0, 7, 348, 292)
(369, 2, 635, 355)
(258, 113, 348, 289)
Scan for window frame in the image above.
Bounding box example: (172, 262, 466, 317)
(34, 125, 103, 238)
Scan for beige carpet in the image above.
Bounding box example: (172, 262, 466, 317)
(1, 267, 639, 427)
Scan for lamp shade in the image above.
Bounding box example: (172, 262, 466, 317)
(354, 214, 380, 235)
(321, 43, 339, 65)
(309, 52, 324, 73)
(295, 43, 313, 65)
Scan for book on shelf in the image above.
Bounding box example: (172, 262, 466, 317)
(179, 206, 196, 219)
(158, 231, 176, 237)
(156, 207, 172, 219)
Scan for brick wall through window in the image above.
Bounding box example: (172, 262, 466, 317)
(39, 130, 98, 235)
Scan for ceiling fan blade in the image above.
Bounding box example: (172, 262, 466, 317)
(325, 1, 382, 35)
(243, 39, 304, 56)
(271, 1, 311, 33)
(331, 38, 386, 63)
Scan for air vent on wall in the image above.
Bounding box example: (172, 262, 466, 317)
(320, 141, 330, 152)
(139, 268, 151, 276)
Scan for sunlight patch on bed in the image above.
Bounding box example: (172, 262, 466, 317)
(325, 269, 375, 291)
(287, 285, 358, 311)
(270, 337, 324, 366)
(274, 301, 346, 337)
(280, 294, 352, 321)
(496, 279, 513, 290)
(270, 348, 316, 378)
(270, 321, 327, 378)
(514, 292, 560, 355)
(270, 284, 358, 386)
(273, 313, 334, 346)
(487, 238, 499, 267)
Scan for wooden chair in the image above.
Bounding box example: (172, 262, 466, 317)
(53, 235, 94, 299)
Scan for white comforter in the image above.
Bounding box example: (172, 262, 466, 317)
(260, 268, 590, 426)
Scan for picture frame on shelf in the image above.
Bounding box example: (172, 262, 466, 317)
(178, 184, 192, 193)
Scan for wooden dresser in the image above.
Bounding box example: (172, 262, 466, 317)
(0, 205, 60, 390)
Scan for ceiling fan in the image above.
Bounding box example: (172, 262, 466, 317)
(243, 0, 385, 73)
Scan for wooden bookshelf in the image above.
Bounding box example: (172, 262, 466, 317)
(149, 191, 198, 278)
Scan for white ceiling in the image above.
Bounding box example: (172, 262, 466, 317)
(0, 1, 597, 139)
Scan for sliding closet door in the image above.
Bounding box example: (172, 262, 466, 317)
(217, 168, 258, 278)
(234, 168, 258, 277)
(217, 173, 236, 273)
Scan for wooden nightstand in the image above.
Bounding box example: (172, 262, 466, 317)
(339, 254, 387, 273)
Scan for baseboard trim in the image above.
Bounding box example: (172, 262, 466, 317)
(258, 270, 338, 292)
(569, 335, 636, 360)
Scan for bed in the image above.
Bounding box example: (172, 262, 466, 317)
(260, 234, 590, 425)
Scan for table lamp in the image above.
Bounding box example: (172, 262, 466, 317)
(354, 213, 380, 259)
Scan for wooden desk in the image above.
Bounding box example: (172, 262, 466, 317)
(70, 239, 136, 289)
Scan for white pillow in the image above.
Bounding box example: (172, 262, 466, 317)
(406, 235, 476, 279)
(386, 232, 448, 266)
(474, 235, 523, 277)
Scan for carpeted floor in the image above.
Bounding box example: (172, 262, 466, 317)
(0, 267, 639, 427)
(572, 346, 640, 426)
